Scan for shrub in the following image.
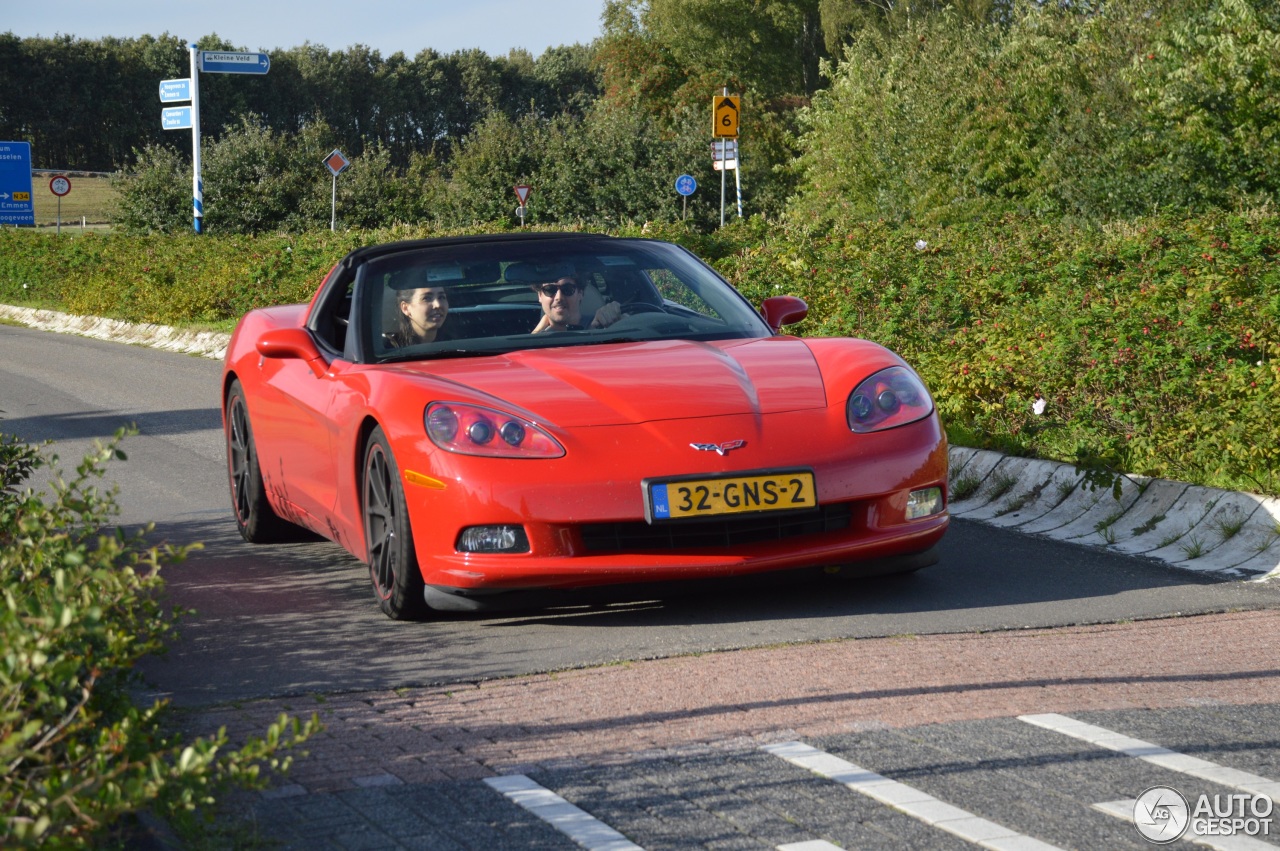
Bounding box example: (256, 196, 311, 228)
(0, 430, 318, 848)
(713, 209, 1280, 495)
(109, 144, 190, 235)
(792, 0, 1280, 227)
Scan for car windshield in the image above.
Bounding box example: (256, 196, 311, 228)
(356, 237, 774, 363)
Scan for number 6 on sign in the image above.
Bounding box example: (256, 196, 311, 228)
(712, 95, 739, 138)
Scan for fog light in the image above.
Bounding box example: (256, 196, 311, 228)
(456, 525, 530, 553)
(906, 487, 944, 520)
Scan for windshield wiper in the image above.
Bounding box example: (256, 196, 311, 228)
(577, 335, 649, 346)
(380, 348, 492, 363)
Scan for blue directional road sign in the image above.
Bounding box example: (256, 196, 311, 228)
(162, 106, 194, 130)
(159, 78, 192, 102)
(675, 174, 698, 196)
(199, 51, 270, 74)
(0, 141, 35, 226)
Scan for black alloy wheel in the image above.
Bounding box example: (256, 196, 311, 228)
(225, 380, 293, 543)
(362, 427, 429, 620)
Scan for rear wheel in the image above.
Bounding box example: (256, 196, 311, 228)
(225, 380, 294, 543)
(362, 427, 429, 620)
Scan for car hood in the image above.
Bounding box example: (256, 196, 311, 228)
(399, 337, 829, 427)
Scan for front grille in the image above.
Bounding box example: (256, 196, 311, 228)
(580, 503, 852, 552)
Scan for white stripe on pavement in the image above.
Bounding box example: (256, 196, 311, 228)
(777, 842, 845, 851)
(1019, 714, 1280, 802)
(484, 774, 643, 851)
(762, 741, 1065, 851)
(1093, 800, 1278, 851)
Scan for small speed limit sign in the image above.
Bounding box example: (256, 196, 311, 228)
(49, 176, 71, 196)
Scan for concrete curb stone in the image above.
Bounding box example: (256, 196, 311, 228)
(0, 304, 231, 360)
(1089, 479, 1194, 554)
(957, 457, 1081, 527)
(1216, 497, 1280, 576)
(945, 449, 1007, 509)
(1032, 473, 1148, 543)
(947, 446, 1280, 581)
(4, 303, 1275, 582)
(1148, 490, 1265, 568)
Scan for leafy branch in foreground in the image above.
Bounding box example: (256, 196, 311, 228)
(0, 430, 319, 848)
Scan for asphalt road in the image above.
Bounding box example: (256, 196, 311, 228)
(4, 322, 1280, 710)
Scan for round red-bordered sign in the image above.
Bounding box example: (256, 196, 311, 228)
(49, 176, 71, 196)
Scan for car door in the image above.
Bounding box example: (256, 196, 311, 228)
(252, 274, 357, 531)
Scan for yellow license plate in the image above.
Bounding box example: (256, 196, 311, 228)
(646, 470, 817, 521)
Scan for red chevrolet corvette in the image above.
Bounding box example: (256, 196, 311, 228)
(222, 233, 948, 618)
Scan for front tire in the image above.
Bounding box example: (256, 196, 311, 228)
(225, 379, 295, 543)
(362, 427, 429, 620)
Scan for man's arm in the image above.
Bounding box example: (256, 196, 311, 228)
(589, 301, 622, 329)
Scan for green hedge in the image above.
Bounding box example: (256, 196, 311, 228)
(710, 212, 1280, 495)
(1, 213, 1276, 494)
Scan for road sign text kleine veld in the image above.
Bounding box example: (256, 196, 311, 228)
(199, 51, 271, 74)
(0, 141, 35, 226)
(166, 45, 271, 232)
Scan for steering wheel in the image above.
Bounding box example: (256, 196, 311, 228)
(620, 301, 666, 315)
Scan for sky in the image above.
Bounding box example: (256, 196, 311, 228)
(6, 0, 607, 58)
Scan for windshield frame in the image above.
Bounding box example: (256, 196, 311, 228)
(348, 235, 775, 365)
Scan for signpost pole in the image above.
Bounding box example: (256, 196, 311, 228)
(323, 150, 350, 230)
(720, 87, 728, 227)
(513, 185, 533, 227)
(735, 154, 743, 219)
(189, 44, 203, 234)
(674, 174, 697, 221)
(720, 154, 726, 226)
(711, 89, 741, 228)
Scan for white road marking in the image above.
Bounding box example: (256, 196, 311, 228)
(484, 774, 643, 851)
(1019, 713, 1280, 802)
(778, 841, 845, 851)
(762, 741, 1065, 851)
(1093, 800, 1277, 851)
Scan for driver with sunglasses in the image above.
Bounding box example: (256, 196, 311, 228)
(531, 276, 623, 334)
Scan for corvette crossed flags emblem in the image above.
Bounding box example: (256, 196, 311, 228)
(690, 440, 745, 455)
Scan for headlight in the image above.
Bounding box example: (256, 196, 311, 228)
(846, 366, 934, 433)
(425, 402, 564, 458)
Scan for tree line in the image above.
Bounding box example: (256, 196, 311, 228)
(2, 0, 1277, 233)
(0, 31, 600, 171)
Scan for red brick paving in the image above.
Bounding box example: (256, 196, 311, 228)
(190, 610, 1280, 794)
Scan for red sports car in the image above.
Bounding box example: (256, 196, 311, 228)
(222, 233, 948, 619)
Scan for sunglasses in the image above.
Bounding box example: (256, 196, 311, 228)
(537, 283, 579, 298)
